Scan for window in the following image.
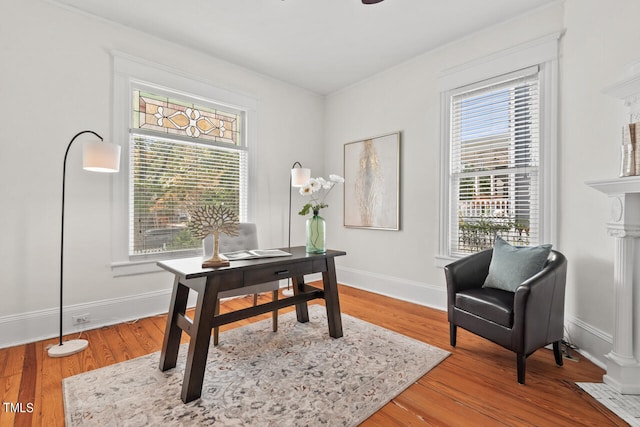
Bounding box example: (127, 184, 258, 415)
(450, 68, 539, 255)
(129, 88, 247, 258)
(111, 53, 256, 274)
(437, 34, 559, 264)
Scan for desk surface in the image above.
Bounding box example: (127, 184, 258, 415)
(158, 246, 346, 279)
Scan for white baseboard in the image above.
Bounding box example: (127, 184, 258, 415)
(336, 266, 447, 311)
(565, 314, 611, 370)
(0, 280, 306, 350)
(0, 267, 424, 349)
(1, 269, 614, 371)
(0, 289, 175, 349)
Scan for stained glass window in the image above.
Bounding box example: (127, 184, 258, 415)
(133, 91, 241, 145)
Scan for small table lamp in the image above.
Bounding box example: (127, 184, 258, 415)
(48, 130, 121, 358)
(288, 162, 311, 249)
(283, 162, 310, 296)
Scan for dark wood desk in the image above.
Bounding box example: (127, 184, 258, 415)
(157, 246, 346, 403)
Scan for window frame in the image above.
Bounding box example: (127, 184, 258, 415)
(436, 33, 560, 267)
(111, 52, 257, 276)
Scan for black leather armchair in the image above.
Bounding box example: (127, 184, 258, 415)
(445, 248, 567, 384)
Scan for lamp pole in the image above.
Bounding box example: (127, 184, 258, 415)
(288, 161, 302, 251)
(59, 131, 102, 346)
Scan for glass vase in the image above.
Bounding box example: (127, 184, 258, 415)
(306, 212, 326, 254)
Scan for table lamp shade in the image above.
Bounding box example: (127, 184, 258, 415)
(291, 167, 310, 187)
(83, 141, 121, 173)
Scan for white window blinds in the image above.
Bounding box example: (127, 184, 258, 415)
(449, 66, 540, 255)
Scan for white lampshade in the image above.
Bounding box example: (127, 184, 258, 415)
(83, 141, 121, 173)
(291, 167, 310, 187)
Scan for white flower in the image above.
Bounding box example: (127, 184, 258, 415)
(308, 178, 322, 192)
(299, 183, 313, 196)
(297, 173, 344, 216)
(317, 177, 332, 189)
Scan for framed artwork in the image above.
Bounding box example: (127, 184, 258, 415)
(343, 132, 400, 230)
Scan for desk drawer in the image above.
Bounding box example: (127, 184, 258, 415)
(210, 270, 244, 292)
(244, 260, 313, 285)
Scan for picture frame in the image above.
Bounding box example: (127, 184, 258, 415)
(343, 131, 400, 230)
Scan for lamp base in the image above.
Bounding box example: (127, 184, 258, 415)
(202, 255, 230, 268)
(48, 339, 89, 358)
(282, 288, 294, 296)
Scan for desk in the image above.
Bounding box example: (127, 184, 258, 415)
(157, 246, 346, 403)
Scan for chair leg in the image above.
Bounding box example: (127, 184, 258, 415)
(272, 290, 278, 332)
(553, 341, 564, 366)
(517, 353, 526, 384)
(450, 323, 457, 347)
(253, 293, 258, 306)
(213, 298, 221, 346)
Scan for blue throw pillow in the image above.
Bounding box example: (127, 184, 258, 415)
(482, 236, 552, 292)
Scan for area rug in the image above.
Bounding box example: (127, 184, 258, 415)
(63, 305, 449, 426)
(577, 382, 640, 427)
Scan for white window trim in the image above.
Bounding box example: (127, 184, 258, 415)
(436, 32, 562, 268)
(110, 51, 258, 276)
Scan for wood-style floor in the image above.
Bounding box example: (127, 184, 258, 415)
(0, 284, 626, 426)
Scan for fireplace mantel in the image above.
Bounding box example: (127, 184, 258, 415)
(586, 176, 640, 194)
(586, 178, 640, 394)
(587, 177, 640, 235)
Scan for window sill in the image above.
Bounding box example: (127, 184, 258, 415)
(111, 259, 165, 277)
(111, 249, 204, 277)
(435, 255, 456, 269)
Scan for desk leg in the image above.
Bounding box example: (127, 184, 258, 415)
(181, 278, 219, 403)
(292, 275, 309, 323)
(160, 275, 189, 371)
(323, 257, 343, 338)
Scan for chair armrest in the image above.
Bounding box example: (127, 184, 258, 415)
(444, 249, 493, 309)
(512, 251, 567, 350)
(444, 249, 492, 291)
(514, 251, 567, 312)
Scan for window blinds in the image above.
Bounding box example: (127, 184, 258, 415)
(129, 134, 247, 257)
(449, 67, 540, 255)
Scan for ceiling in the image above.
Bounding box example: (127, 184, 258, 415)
(52, 0, 556, 94)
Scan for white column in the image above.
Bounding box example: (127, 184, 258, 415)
(610, 233, 635, 361)
(604, 227, 640, 393)
(586, 180, 640, 394)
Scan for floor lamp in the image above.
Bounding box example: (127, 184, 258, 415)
(48, 130, 121, 358)
(284, 162, 310, 296)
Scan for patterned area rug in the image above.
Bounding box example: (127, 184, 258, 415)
(63, 305, 449, 426)
(577, 382, 640, 426)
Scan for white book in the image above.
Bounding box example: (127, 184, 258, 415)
(621, 124, 634, 177)
(222, 249, 292, 261)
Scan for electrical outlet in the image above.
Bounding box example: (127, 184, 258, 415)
(72, 313, 90, 324)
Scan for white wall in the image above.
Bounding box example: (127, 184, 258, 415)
(559, 0, 640, 363)
(324, 3, 564, 305)
(325, 0, 638, 367)
(0, 0, 324, 347)
(1, 0, 637, 367)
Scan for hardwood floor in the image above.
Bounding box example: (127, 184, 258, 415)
(0, 284, 625, 426)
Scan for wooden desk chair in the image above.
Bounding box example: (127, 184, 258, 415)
(205, 223, 280, 345)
